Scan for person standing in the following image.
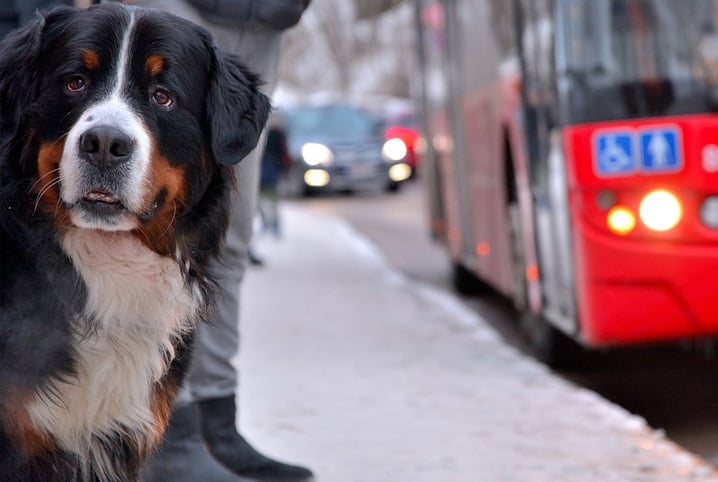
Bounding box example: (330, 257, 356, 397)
(131, 1, 314, 482)
(259, 113, 292, 238)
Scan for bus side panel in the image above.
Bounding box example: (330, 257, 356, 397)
(429, 111, 464, 261)
(448, 0, 523, 297)
(462, 87, 514, 296)
(415, 0, 544, 309)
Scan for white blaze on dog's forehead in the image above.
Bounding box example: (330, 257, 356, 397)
(59, 9, 154, 226)
(112, 10, 136, 100)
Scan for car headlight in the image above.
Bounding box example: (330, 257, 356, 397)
(301, 143, 334, 166)
(382, 138, 408, 162)
(304, 169, 330, 187)
(388, 163, 412, 182)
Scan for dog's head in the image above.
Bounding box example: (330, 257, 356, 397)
(0, 3, 270, 255)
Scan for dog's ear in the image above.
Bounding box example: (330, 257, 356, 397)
(0, 15, 45, 147)
(0, 8, 75, 148)
(206, 46, 272, 166)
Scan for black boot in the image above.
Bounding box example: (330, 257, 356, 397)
(197, 396, 314, 482)
(140, 404, 252, 482)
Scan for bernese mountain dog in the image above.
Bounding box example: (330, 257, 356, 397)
(0, 3, 270, 481)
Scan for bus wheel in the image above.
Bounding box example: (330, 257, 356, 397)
(521, 313, 583, 369)
(452, 262, 490, 295)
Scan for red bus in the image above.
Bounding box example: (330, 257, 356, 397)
(414, 0, 718, 365)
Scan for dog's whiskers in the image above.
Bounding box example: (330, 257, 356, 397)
(134, 226, 152, 246)
(158, 200, 178, 240)
(28, 167, 61, 194)
(32, 176, 61, 215)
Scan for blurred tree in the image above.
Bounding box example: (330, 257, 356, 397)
(315, 0, 354, 92)
(278, 0, 413, 99)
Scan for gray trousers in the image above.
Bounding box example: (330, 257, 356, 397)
(136, 0, 282, 404)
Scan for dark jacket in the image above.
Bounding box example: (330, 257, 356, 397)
(188, 0, 310, 30)
(261, 126, 291, 188)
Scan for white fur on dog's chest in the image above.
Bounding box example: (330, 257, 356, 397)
(28, 229, 200, 475)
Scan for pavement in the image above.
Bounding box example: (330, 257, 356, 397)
(235, 203, 718, 482)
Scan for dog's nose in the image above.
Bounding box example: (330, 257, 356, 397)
(78, 126, 135, 171)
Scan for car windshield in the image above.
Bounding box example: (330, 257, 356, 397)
(285, 105, 374, 138)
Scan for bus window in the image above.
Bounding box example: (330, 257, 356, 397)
(555, 0, 718, 124)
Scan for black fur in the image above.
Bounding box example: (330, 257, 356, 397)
(0, 4, 270, 481)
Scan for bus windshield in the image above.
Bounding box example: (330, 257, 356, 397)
(555, 0, 718, 124)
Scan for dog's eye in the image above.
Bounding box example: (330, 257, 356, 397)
(65, 76, 87, 93)
(151, 88, 173, 107)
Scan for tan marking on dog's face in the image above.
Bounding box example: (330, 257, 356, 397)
(131, 143, 189, 255)
(145, 54, 164, 77)
(82, 49, 100, 71)
(37, 141, 71, 227)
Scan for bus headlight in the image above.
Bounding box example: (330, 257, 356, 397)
(639, 190, 682, 232)
(607, 206, 636, 235)
(301, 143, 334, 166)
(382, 138, 408, 162)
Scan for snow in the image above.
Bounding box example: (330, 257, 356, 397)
(238, 203, 718, 482)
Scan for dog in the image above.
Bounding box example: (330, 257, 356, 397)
(0, 4, 270, 481)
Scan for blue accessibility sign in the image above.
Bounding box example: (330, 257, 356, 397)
(638, 127, 682, 172)
(594, 131, 636, 175)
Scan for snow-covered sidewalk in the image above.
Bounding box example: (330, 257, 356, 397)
(237, 204, 718, 482)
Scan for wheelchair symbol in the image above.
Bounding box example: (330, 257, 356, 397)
(595, 132, 635, 175)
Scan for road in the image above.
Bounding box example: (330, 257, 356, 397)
(291, 180, 718, 467)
